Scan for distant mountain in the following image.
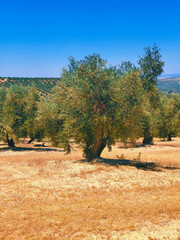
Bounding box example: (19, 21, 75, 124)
(157, 77, 180, 94)
(159, 74, 180, 79)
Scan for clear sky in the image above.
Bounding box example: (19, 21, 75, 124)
(0, 0, 180, 77)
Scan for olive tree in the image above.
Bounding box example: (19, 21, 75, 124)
(157, 94, 180, 140)
(36, 96, 65, 147)
(138, 44, 164, 144)
(53, 54, 144, 160)
(0, 85, 40, 148)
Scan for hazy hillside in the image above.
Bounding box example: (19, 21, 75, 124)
(157, 77, 180, 94)
(0, 76, 180, 94)
(159, 74, 180, 78)
(0, 77, 60, 94)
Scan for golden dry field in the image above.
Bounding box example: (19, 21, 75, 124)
(0, 138, 180, 240)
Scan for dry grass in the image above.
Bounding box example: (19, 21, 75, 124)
(0, 138, 180, 239)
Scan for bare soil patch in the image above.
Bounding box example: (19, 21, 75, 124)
(0, 138, 180, 239)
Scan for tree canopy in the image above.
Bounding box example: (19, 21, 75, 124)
(157, 94, 180, 140)
(138, 44, 164, 144)
(53, 54, 144, 160)
(0, 85, 40, 148)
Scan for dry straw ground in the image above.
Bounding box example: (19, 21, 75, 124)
(0, 138, 180, 239)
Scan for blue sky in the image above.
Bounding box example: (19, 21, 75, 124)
(0, 0, 180, 77)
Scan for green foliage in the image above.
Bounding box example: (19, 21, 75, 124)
(0, 85, 40, 146)
(0, 87, 6, 121)
(23, 86, 42, 141)
(138, 45, 164, 144)
(138, 44, 164, 91)
(0, 77, 59, 94)
(118, 61, 137, 73)
(53, 54, 144, 159)
(156, 94, 180, 139)
(2, 85, 27, 140)
(36, 96, 65, 147)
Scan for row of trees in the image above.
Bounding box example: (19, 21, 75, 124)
(0, 86, 42, 148)
(0, 45, 180, 160)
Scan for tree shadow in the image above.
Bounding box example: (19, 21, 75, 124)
(78, 158, 180, 171)
(118, 144, 151, 149)
(0, 146, 63, 152)
(0, 147, 10, 152)
(0, 143, 7, 146)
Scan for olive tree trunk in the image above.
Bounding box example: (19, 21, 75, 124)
(85, 129, 107, 161)
(28, 138, 35, 144)
(143, 128, 153, 145)
(167, 134, 172, 141)
(7, 138, 15, 148)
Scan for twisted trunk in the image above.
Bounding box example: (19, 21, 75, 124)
(85, 128, 107, 161)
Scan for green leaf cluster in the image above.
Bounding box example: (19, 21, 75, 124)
(0, 85, 40, 145)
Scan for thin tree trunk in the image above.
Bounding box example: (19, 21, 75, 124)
(143, 128, 153, 145)
(28, 138, 35, 144)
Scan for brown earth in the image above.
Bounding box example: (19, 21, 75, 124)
(0, 138, 180, 239)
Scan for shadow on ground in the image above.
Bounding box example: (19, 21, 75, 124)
(0, 146, 63, 152)
(117, 144, 147, 149)
(79, 158, 180, 171)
